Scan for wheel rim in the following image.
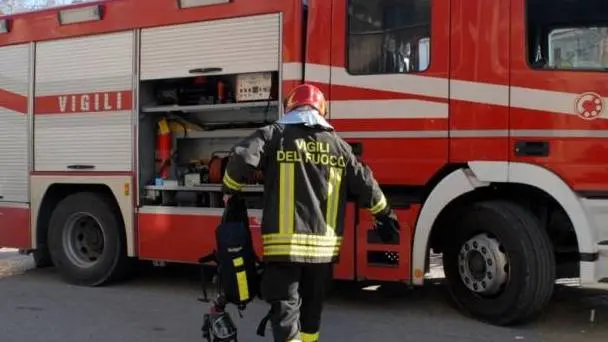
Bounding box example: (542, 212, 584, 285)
(63, 212, 106, 268)
(457, 233, 509, 296)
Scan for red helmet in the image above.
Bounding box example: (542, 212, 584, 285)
(284, 84, 327, 117)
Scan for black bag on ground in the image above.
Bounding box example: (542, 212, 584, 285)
(199, 195, 261, 309)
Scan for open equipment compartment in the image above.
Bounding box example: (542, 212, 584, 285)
(137, 13, 283, 211)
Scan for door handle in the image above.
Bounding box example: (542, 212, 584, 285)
(189, 67, 223, 74)
(514, 141, 550, 157)
(67, 164, 96, 170)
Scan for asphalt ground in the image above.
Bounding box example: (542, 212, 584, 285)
(1, 248, 607, 342)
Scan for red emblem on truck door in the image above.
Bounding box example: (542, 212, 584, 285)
(575, 92, 605, 120)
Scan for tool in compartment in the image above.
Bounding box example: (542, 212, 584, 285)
(217, 80, 226, 104)
(155, 115, 202, 181)
(208, 151, 231, 184)
(183, 161, 210, 187)
(235, 72, 273, 102)
(207, 151, 264, 185)
(153, 75, 238, 106)
(184, 171, 202, 187)
(155, 117, 173, 179)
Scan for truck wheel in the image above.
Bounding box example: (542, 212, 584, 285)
(442, 200, 555, 326)
(47, 192, 130, 286)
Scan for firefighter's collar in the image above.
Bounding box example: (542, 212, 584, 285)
(277, 109, 334, 130)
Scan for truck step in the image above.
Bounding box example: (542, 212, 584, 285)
(594, 243, 608, 286)
(598, 241, 608, 255)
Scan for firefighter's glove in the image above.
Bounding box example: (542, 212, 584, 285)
(374, 210, 400, 243)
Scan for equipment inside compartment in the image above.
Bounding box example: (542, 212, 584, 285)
(138, 71, 277, 208)
(153, 72, 278, 107)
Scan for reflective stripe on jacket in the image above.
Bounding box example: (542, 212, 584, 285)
(222, 123, 389, 263)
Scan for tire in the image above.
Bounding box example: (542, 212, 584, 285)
(47, 192, 131, 286)
(442, 200, 555, 326)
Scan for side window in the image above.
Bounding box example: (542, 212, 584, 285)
(527, 0, 608, 71)
(346, 0, 432, 75)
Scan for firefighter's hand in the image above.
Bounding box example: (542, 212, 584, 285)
(374, 210, 400, 243)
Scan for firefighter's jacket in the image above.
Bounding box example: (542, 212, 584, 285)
(222, 123, 390, 264)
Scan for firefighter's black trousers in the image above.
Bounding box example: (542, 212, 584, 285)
(261, 262, 333, 342)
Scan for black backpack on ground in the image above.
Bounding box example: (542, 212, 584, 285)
(198, 195, 262, 310)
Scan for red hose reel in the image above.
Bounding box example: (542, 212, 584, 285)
(207, 151, 264, 185)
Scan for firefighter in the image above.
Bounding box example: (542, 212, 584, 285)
(221, 84, 400, 342)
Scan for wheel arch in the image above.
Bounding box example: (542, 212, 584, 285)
(411, 161, 596, 285)
(31, 175, 135, 257)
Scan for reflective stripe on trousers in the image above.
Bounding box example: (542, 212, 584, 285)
(301, 331, 320, 342)
(286, 333, 319, 342)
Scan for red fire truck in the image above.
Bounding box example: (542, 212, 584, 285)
(0, 0, 606, 326)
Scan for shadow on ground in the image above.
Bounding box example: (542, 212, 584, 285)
(2, 249, 608, 342)
(100, 261, 608, 340)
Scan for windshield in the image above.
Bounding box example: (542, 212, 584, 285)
(527, 0, 608, 71)
(548, 27, 608, 70)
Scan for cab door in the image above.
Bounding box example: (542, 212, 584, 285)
(510, 0, 608, 192)
(329, 0, 450, 186)
(328, 0, 450, 282)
